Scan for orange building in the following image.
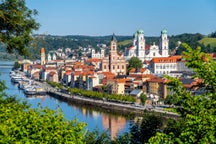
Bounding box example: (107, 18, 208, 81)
(102, 34, 127, 75)
(41, 47, 46, 65)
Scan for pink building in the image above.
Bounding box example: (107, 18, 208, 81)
(102, 34, 127, 75)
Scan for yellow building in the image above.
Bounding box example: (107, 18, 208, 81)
(107, 78, 127, 95)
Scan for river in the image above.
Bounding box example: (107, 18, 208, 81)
(0, 61, 133, 139)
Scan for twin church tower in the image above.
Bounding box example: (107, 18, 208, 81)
(124, 29, 169, 62)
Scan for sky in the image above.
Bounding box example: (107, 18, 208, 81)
(26, 0, 216, 36)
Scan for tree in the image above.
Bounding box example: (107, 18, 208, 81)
(13, 61, 21, 69)
(140, 93, 147, 106)
(148, 43, 216, 143)
(0, 0, 39, 55)
(84, 129, 110, 144)
(127, 57, 143, 73)
(0, 80, 87, 143)
(114, 113, 164, 144)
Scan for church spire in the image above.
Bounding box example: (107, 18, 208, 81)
(111, 33, 117, 42)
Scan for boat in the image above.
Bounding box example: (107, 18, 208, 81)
(24, 86, 46, 95)
(11, 75, 22, 83)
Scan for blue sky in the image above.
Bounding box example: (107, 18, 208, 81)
(26, 0, 216, 36)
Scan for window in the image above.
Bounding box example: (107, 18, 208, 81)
(113, 46, 115, 51)
(113, 65, 115, 69)
(122, 65, 124, 69)
(153, 52, 155, 56)
(104, 65, 106, 69)
(118, 65, 119, 69)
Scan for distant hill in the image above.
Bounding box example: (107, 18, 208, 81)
(26, 33, 216, 59)
(1, 32, 215, 61)
(198, 37, 216, 52)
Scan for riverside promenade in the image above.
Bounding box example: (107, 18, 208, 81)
(29, 78, 180, 118)
(46, 88, 180, 118)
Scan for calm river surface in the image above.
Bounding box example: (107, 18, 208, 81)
(0, 61, 132, 139)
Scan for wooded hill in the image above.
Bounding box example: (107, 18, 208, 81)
(1, 32, 216, 60)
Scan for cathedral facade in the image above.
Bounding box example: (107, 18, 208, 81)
(102, 34, 127, 75)
(124, 29, 169, 62)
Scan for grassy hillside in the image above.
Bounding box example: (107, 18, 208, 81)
(198, 37, 216, 48)
(118, 39, 132, 46)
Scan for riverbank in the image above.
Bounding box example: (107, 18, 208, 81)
(14, 69, 180, 118)
(47, 88, 180, 118)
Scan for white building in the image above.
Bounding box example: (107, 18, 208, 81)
(47, 52, 57, 62)
(91, 48, 105, 59)
(124, 29, 169, 62)
(149, 56, 178, 75)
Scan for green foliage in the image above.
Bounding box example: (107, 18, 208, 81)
(47, 81, 63, 90)
(164, 94, 181, 106)
(209, 31, 216, 38)
(163, 108, 179, 114)
(169, 33, 204, 54)
(68, 88, 136, 103)
(198, 37, 216, 47)
(0, 0, 39, 55)
(112, 133, 131, 144)
(148, 43, 216, 143)
(127, 57, 143, 73)
(0, 80, 87, 143)
(27, 35, 132, 59)
(84, 129, 110, 144)
(140, 93, 147, 106)
(114, 113, 164, 144)
(13, 61, 21, 69)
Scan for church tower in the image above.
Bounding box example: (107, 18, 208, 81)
(110, 33, 117, 54)
(41, 48, 46, 65)
(159, 29, 169, 57)
(47, 53, 51, 62)
(136, 29, 145, 62)
(102, 33, 127, 75)
(53, 53, 56, 60)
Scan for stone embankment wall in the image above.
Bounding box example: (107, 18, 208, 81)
(48, 91, 180, 118)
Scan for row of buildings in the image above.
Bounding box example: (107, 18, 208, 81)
(21, 29, 215, 101)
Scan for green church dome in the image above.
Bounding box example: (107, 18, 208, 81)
(137, 29, 144, 34)
(161, 29, 167, 34)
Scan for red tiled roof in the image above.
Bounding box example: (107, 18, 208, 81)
(151, 56, 182, 63)
(32, 64, 43, 69)
(45, 67, 56, 70)
(148, 76, 167, 83)
(130, 68, 147, 73)
(65, 70, 73, 75)
(116, 78, 128, 83)
(86, 58, 101, 63)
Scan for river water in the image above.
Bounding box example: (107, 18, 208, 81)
(0, 61, 132, 139)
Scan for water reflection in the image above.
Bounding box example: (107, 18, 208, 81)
(102, 114, 126, 140)
(0, 65, 132, 139)
(24, 94, 129, 139)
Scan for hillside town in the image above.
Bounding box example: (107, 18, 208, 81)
(18, 29, 216, 104)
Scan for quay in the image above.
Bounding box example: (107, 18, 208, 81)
(13, 70, 180, 118)
(47, 88, 180, 118)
